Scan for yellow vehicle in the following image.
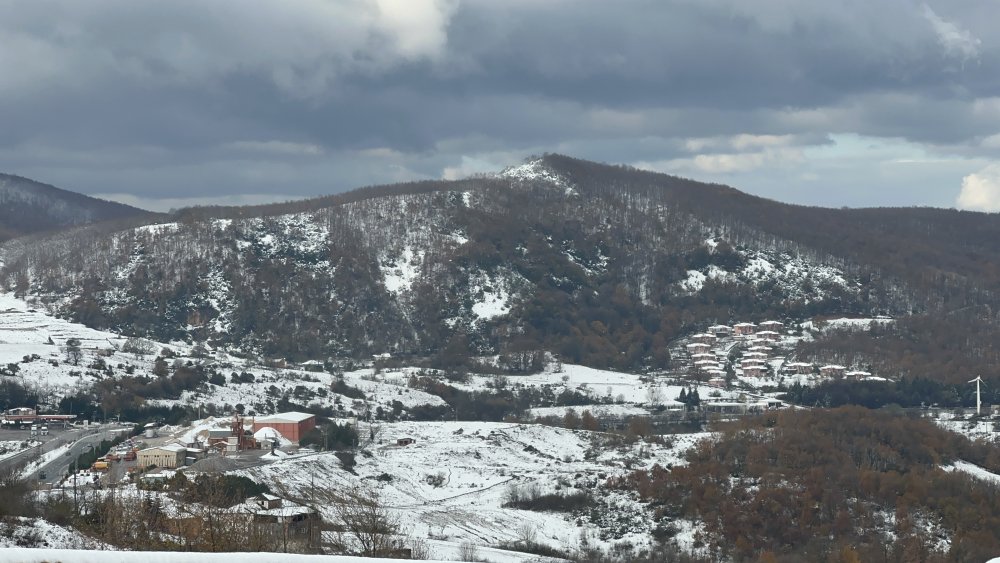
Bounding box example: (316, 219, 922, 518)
(91, 461, 110, 472)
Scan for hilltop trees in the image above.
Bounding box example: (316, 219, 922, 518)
(7, 155, 1000, 379)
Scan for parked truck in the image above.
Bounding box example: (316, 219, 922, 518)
(91, 461, 109, 472)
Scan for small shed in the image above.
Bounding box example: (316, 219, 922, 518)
(397, 437, 416, 447)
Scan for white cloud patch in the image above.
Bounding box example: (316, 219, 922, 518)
(0, 1, 460, 101)
(639, 134, 808, 175)
(224, 140, 324, 156)
(375, 0, 456, 59)
(684, 134, 802, 153)
(922, 4, 981, 62)
(956, 164, 1000, 212)
(442, 155, 502, 180)
(92, 193, 299, 213)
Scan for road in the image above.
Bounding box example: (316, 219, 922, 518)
(0, 424, 130, 485)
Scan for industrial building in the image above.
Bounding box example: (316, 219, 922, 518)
(252, 412, 316, 443)
(137, 445, 187, 469)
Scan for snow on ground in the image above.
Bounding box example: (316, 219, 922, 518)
(671, 519, 711, 560)
(0, 549, 455, 563)
(942, 460, 1000, 485)
(453, 364, 740, 406)
(237, 420, 711, 559)
(932, 411, 999, 443)
(0, 292, 130, 361)
(499, 159, 577, 196)
(19, 442, 72, 478)
(0, 291, 453, 420)
(149, 364, 447, 419)
(134, 222, 180, 236)
(0, 440, 36, 463)
(383, 247, 423, 295)
(0, 517, 110, 550)
(678, 266, 731, 294)
(471, 286, 511, 322)
(802, 316, 894, 332)
(528, 404, 653, 419)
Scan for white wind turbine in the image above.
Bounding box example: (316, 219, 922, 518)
(969, 375, 984, 416)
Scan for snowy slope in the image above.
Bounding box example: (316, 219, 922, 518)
(0, 549, 457, 563)
(237, 421, 712, 559)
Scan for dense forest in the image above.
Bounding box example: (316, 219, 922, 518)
(623, 407, 1000, 562)
(3, 155, 1000, 381)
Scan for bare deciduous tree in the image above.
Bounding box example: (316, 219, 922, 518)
(328, 485, 402, 557)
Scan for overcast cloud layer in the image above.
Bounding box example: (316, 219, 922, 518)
(1, 0, 999, 211)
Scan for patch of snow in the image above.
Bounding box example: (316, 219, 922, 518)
(383, 247, 423, 295)
(499, 159, 577, 196)
(471, 287, 510, 322)
(0, 550, 452, 563)
(942, 460, 1000, 485)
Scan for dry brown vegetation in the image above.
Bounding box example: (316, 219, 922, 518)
(623, 407, 1000, 562)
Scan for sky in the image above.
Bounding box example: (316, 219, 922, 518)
(1, 0, 999, 213)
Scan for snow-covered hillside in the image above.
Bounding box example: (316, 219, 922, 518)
(0, 155, 906, 375)
(238, 420, 711, 560)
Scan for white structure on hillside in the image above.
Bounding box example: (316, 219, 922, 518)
(970, 376, 984, 416)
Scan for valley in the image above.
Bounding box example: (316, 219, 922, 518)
(1, 156, 1000, 562)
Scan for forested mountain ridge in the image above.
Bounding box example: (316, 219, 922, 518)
(2, 155, 999, 381)
(0, 174, 156, 241)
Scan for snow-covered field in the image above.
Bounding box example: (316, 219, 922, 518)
(235, 420, 712, 560)
(932, 411, 999, 443)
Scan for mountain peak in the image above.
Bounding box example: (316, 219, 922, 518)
(0, 174, 155, 241)
(497, 157, 578, 196)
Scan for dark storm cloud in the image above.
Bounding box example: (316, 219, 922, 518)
(0, 0, 997, 207)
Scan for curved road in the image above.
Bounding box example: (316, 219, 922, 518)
(0, 425, 129, 485)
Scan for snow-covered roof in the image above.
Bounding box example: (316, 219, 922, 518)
(820, 364, 846, 370)
(254, 411, 315, 423)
